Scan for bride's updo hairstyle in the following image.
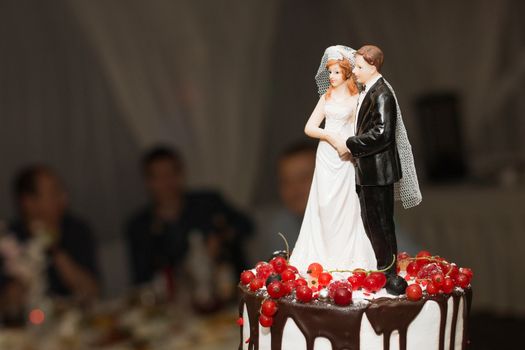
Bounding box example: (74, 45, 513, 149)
(325, 58, 359, 99)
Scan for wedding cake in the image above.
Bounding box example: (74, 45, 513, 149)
(237, 252, 472, 350)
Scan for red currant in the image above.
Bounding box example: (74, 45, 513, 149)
(347, 275, 361, 290)
(259, 314, 273, 327)
(406, 284, 423, 301)
(236, 317, 244, 326)
(296, 285, 313, 303)
(318, 272, 333, 287)
(416, 250, 432, 267)
(249, 278, 264, 291)
(426, 282, 439, 295)
(417, 263, 443, 279)
(307, 263, 324, 278)
(256, 263, 275, 280)
(459, 267, 473, 280)
(240, 270, 255, 285)
(368, 272, 386, 289)
(397, 251, 410, 261)
(431, 272, 445, 288)
(267, 281, 284, 299)
(442, 278, 455, 294)
(280, 268, 296, 282)
(294, 278, 307, 288)
(287, 265, 299, 274)
(454, 273, 470, 288)
(261, 300, 278, 317)
(282, 280, 295, 296)
(363, 274, 382, 293)
(328, 280, 352, 298)
(406, 261, 420, 276)
(270, 257, 288, 274)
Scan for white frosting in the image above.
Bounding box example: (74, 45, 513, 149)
(241, 296, 467, 350)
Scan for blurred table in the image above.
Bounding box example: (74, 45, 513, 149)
(0, 292, 240, 350)
(396, 185, 525, 315)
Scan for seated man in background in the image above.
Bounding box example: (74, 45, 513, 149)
(2, 165, 99, 304)
(249, 142, 317, 263)
(125, 146, 253, 307)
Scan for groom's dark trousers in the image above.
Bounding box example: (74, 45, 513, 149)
(347, 78, 402, 275)
(356, 184, 396, 272)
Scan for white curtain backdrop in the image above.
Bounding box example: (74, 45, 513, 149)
(68, 0, 279, 207)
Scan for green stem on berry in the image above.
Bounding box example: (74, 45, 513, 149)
(327, 255, 396, 275)
(277, 232, 290, 262)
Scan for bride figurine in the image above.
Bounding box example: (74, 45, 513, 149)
(289, 45, 377, 273)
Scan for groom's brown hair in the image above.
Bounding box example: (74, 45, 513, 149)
(356, 45, 384, 72)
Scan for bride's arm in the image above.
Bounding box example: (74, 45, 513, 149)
(304, 96, 335, 143)
(304, 96, 348, 155)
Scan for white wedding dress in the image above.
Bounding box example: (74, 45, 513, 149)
(289, 97, 377, 273)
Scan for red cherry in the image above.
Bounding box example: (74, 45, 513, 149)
(259, 314, 273, 327)
(256, 263, 275, 280)
(270, 257, 288, 274)
(267, 281, 284, 299)
(442, 278, 455, 294)
(368, 272, 387, 289)
(431, 272, 445, 288)
(249, 278, 265, 291)
(459, 267, 473, 280)
(307, 263, 324, 278)
(294, 278, 307, 288)
(406, 284, 423, 301)
(240, 270, 256, 285)
(282, 280, 295, 295)
(455, 273, 470, 288)
(406, 261, 420, 276)
(333, 287, 353, 306)
(318, 272, 333, 287)
(296, 285, 313, 303)
(281, 268, 296, 282)
(426, 282, 439, 295)
(261, 300, 278, 317)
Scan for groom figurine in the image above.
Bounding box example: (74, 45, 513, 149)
(346, 45, 405, 290)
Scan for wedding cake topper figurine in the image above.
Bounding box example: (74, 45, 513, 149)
(289, 44, 421, 294)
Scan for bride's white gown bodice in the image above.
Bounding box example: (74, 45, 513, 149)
(289, 97, 377, 273)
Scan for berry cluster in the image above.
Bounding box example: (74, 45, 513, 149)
(398, 251, 473, 301)
(237, 250, 474, 328)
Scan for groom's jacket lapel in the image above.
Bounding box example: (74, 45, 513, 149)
(356, 78, 383, 132)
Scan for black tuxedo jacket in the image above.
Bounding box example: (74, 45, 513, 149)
(346, 78, 402, 186)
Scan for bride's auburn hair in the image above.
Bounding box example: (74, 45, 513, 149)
(325, 58, 359, 99)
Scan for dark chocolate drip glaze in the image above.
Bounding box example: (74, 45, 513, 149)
(436, 294, 448, 350)
(239, 286, 472, 350)
(463, 288, 473, 349)
(365, 297, 426, 350)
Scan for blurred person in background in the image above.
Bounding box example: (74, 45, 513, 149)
(249, 142, 317, 263)
(0, 165, 99, 320)
(125, 146, 253, 310)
